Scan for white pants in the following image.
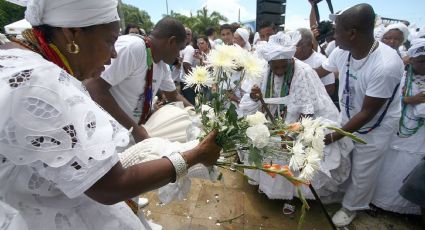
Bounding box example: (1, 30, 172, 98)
(342, 121, 397, 211)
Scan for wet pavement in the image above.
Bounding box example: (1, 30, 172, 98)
(139, 169, 424, 230)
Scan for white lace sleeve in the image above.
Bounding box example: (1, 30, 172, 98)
(287, 62, 317, 118)
(0, 49, 130, 168)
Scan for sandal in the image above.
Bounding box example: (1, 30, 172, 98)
(282, 203, 296, 215)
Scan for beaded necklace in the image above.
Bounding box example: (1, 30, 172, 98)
(398, 65, 424, 137)
(265, 60, 293, 119)
(137, 37, 154, 125)
(344, 44, 399, 134)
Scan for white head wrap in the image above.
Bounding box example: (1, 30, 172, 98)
(235, 28, 251, 51)
(407, 38, 425, 58)
(374, 24, 386, 40)
(382, 23, 409, 43)
(25, 0, 120, 27)
(6, 0, 27, 6)
(260, 31, 301, 61)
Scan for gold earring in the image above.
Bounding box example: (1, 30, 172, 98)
(66, 41, 80, 54)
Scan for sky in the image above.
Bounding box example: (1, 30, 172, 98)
(123, 0, 424, 31)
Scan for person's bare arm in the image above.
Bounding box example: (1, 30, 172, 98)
(85, 77, 149, 142)
(315, 66, 332, 78)
(324, 96, 388, 144)
(85, 131, 220, 205)
(163, 90, 193, 107)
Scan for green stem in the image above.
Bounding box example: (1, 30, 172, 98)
(326, 126, 367, 144)
(216, 213, 245, 224)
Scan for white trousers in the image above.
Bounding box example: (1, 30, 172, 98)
(342, 120, 397, 211)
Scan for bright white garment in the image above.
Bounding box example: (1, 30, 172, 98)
(101, 35, 176, 122)
(323, 42, 404, 211)
(372, 73, 425, 215)
(322, 42, 403, 130)
(0, 200, 28, 230)
(302, 51, 335, 86)
(325, 40, 336, 57)
(0, 49, 144, 229)
(239, 60, 352, 199)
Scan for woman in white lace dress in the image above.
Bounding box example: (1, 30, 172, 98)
(0, 1, 220, 230)
(239, 31, 352, 203)
(372, 38, 425, 215)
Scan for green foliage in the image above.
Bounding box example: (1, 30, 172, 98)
(0, 0, 25, 33)
(119, 2, 154, 32)
(167, 7, 227, 35)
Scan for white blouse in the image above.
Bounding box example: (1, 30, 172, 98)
(0, 49, 144, 230)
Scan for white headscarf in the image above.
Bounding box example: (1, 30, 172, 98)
(260, 31, 301, 61)
(382, 23, 409, 43)
(25, 0, 120, 27)
(407, 38, 425, 58)
(235, 28, 251, 51)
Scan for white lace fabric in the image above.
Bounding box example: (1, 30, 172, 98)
(0, 49, 129, 167)
(0, 49, 144, 230)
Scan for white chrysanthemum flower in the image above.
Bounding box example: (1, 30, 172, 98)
(246, 111, 268, 126)
(207, 45, 238, 72)
(242, 54, 267, 81)
(299, 163, 316, 181)
(246, 124, 270, 148)
(289, 141, 306, 170)
(184, 66, 214, 92)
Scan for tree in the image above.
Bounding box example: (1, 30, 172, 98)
(167, 7, 227, 35)
(192, 7, 227, 35)
(0, 0, 25, 33)
(119, 2, 154, 33)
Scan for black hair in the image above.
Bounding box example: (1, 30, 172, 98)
(205, 27, 215, 36)
(317, 20, 334, 44)
(151, 16, 186, 42)
(124, 23, 142, 35)
(259, 21, 276, 31)
(220, 24, 232, 33)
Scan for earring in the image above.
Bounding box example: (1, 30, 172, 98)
(66, 41, 80, 54)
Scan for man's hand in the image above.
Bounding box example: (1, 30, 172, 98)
(132, 125, 150, 143)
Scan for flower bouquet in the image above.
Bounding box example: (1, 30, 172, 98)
(184, 44, 365, 229)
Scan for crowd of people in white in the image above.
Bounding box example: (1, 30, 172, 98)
(0, 0, 424, 229)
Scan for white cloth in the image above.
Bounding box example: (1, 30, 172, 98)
(383, 23, 410, 43)
(235, 28, 251, 51)
(25, 0, 119, 27)
(0, 48, 144, 229)
(302, 51, 335, 86)
(101, 35, 176, 122)
(324, 40, 336, 57)
(0, 200, 28, 230)
(260, 31, 301, 61)
(407, 38, 425, 58)
(322, 42, 403, 130)
(372, 73, 425, 215)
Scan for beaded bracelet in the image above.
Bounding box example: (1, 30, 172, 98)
(164, 152, 188, 180)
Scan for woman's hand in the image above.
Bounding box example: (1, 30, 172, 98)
(250, 85, 262, 101)
(404, 92, 425, 105)
(182, 130, 221, 167)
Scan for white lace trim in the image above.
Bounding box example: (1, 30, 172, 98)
(0, 49, 130, 167)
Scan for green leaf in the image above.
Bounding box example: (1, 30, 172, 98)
(248, 146, 263, 168)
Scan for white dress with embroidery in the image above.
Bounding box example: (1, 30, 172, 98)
(0, 49, 144, 230)
(239, 60, 353, 200)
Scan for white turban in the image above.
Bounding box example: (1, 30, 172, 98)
(25, 0, 120, 27)
(235, 28, 251, 51)
(260, 31, 301, 62)
(382, 23, 409, 43)
(407, 38, 425, 58)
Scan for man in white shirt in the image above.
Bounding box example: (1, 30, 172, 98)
(315, 4, 404, 227)
(295, 28, 336, 96)
(86, 17, 192, 142)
